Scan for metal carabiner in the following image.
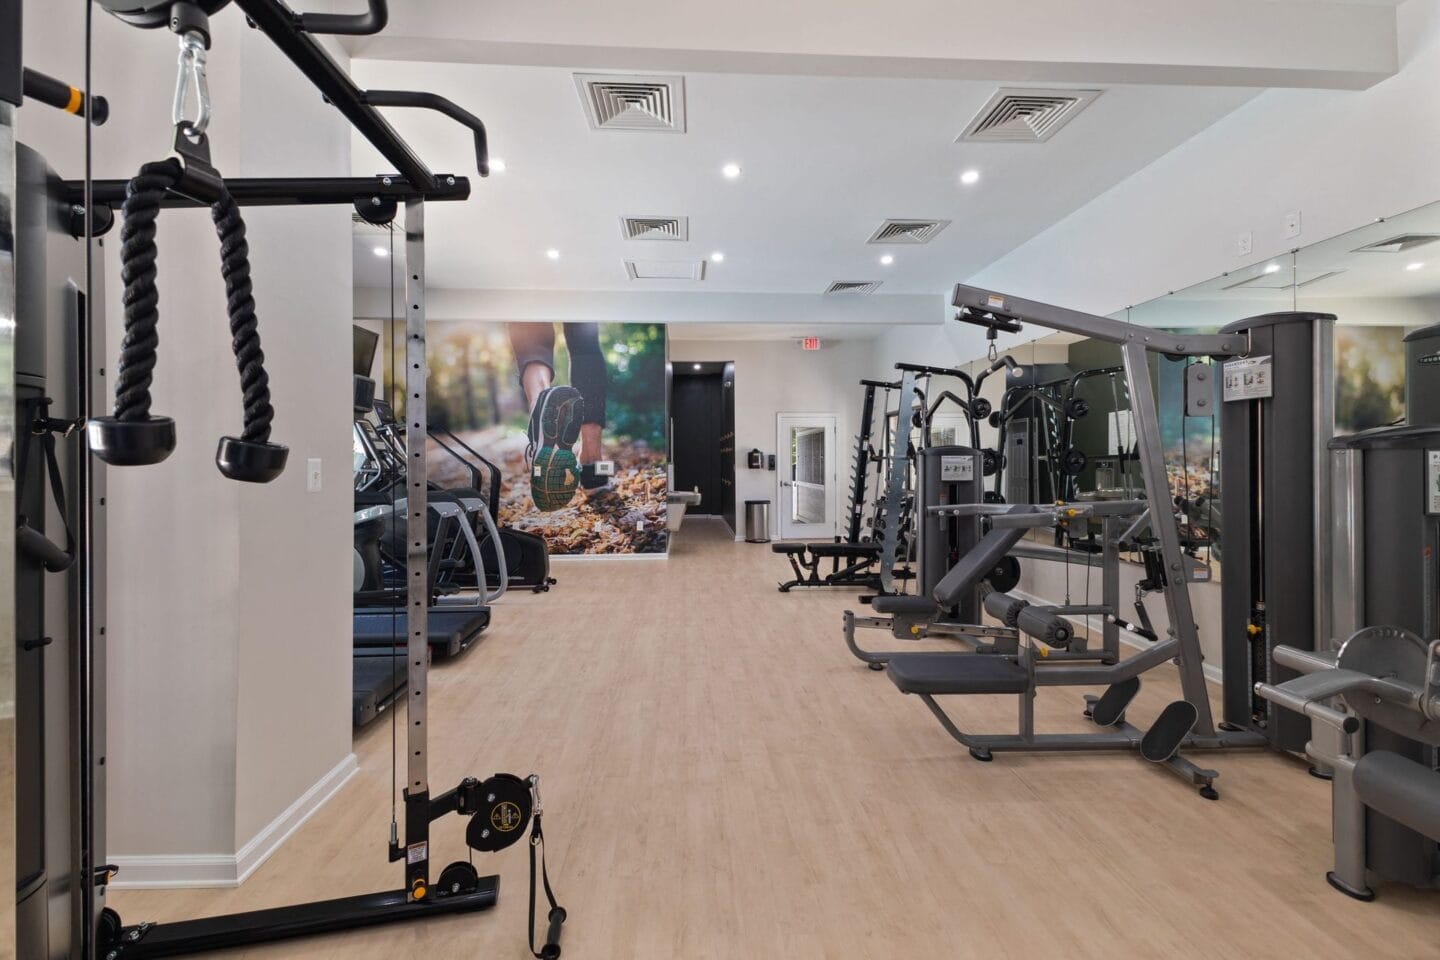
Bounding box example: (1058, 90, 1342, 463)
(172, 31, 211, 138)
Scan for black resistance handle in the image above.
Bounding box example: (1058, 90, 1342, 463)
(364, 89, 490, 177)
(542, 907, 567, 959)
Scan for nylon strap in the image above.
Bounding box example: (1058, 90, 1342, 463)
(528, 814, 564, 959)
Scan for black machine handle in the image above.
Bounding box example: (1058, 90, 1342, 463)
(295, 0, 387, 35)
(541, 907, 567, 959)
(363, 90, 490, 177)
(17, 522, 74, 572)
(21, 68, 108, 124)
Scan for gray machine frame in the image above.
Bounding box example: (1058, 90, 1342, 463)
(876, 285, 1268, 797)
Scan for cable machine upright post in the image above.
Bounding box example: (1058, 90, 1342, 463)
(878, 369, 917, 593)
(402, 198, 431, 895)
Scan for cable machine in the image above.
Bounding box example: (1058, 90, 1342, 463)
(5, 1, 566, 957)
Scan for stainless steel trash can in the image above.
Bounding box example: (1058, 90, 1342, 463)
(744, 500, 771, 543)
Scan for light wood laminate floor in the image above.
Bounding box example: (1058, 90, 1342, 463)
(114, 518, 1440, 958)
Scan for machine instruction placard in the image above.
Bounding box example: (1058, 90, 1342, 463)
(940, 456, 975, 482)
(1428, 451, 1440, 515)
(1222, 355, 1273, 402)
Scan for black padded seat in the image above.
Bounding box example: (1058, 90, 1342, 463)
(771, 542, 810, 555)
(886, 653, 1029, 695)
(808, 542, 880, 558)
(871, 595, 940, 617)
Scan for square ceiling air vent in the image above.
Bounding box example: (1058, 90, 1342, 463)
(868, 219, 951, 244)
(959, 88, 1101, 142)
(575, 73, 686, 132)
(825, 281, 882, 295)
(1354, 234, 1440, 253)
(620, 216, 689, 241)
(625, 259, 706, 280)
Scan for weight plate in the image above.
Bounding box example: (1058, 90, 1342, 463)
(981, 448, 1000, 477)
(466, 773, 533, 853)
(988, 411, 1002, 429)
(1337, 625, 1440, 744)
(1065, 397, 1090, 419)
(971, 398, 992, 420)
(986, 556, 1021, 594)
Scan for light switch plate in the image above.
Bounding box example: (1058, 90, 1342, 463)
(1236, 231, 1253, 256)
(306, 458, 322, 492)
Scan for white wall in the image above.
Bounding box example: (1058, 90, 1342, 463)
(19, 3, 354, 878)
(668, 338, 872, 539)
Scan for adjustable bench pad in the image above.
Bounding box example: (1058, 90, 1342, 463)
(872, 595, 940, 617)
(886, 653, 1029, 695)
(809, 542, 881, 559)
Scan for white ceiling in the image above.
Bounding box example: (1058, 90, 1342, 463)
(350, 60, 1257, 297)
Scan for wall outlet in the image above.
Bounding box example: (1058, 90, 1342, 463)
(1284, 210, 1302, 239)
(1236, 231, 1253, 256)
(306, 458, 322, 493)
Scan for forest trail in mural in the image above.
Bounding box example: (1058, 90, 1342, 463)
(428, 427, 668, 554)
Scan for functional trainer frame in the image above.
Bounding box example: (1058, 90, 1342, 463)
(876, 285, 1265, 798)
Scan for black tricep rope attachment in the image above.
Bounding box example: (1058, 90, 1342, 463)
(88, 157, 288, 483)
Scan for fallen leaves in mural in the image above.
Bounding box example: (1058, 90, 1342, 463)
(428, 427, 669, 555)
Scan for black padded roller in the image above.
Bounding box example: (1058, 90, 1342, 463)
(982, 591, 1028, 628)
(1016, 606, 1072, 649)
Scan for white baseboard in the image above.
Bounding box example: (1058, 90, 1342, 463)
(1012, 589, 1225, 687)
(110, 752, 358, 889)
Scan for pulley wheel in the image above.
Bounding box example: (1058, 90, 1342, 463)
(1061, 448, 1089, 476)
(438, 860, 481, 897)
(466, 773, 533, 853)
(97, 0, 230, 28)
(981, 448, 1002, 477)
(1065, 397, 1090, 419)
(988, 411, 1002, 429)
(986, 556, 1022, 593)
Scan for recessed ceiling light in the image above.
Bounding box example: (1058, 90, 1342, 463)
(1408, 261, 1426, 271)
(1263, 263, 1281, 274)
(372, 246, 388, 258)
(546, 249, 560, 260)
(711, 251, 725, 263)
(693, 363, 702, 370)
(490, 157, 507, 173)
(959, 169, 980, 185)
(721, 162, 742, 179)
(879, 254, 895, 266)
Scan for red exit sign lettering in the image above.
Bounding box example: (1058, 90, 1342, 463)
(801, 337, 821, 351)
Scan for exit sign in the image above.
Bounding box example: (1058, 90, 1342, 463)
(802, 337, 821, 351)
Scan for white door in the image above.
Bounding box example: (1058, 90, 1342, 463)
(776, 414, 837, 541)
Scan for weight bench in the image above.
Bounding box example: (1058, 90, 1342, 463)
(773, 540, 887, 592)
(882, 617, 1221, 796)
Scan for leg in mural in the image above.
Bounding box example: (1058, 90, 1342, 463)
(507, 322, 584, 510)
(563, 322, 610, 492)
